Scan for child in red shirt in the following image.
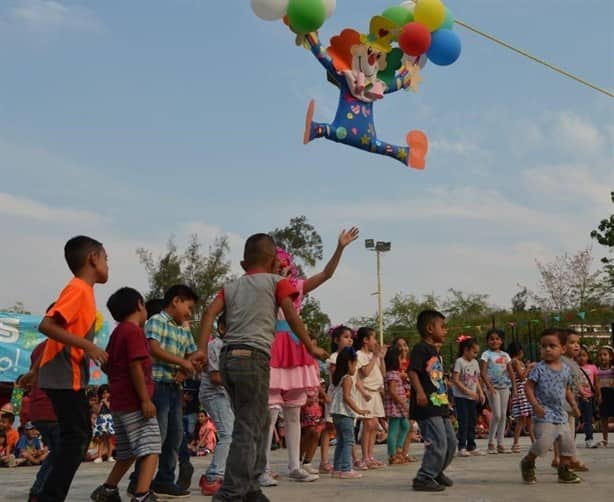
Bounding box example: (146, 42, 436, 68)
(90, 287, 161, 502)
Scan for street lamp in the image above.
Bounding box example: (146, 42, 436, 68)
(365, 239, 391, 345)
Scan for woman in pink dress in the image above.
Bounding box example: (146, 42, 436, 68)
(260, 227, 359, 486)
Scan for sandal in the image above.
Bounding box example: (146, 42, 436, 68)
(512, 444, 521, 453)
(497, 445, 512, 454)
(353, 460, 368, 471)
(366, 458, 385, 469)
(569, 461, 589, 472)
(403, 454, 418, 462)
(318, 462, 333, 474)
(551, 459, 559, 468)
(388, 454, 404, 465)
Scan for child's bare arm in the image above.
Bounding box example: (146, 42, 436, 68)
(198, 295, 225, 367)
(525, 379, 544, 418)
(39, 316, 107, 366)
(409, 370, 427, 407)
(128, 359, 156, 419)
(388, 380, 406, 407)
(480, 359, 494, 392)
(565, 387, 581, 417)
(342, 377, 368, 415)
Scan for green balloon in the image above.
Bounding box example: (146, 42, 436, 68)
(382, 6, 414, 27)
(287, 0, 327, 35)
(441, 7, 455, 30)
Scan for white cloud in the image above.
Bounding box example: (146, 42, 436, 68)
(554, 112, 605, 155)
(0, 192, 103, 225)
(6, 0, 102, 32)
(430, 138, 480, 156)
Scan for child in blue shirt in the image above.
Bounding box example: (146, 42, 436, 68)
(521, 329, 581, 485)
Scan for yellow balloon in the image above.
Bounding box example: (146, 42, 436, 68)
(414, 0, 446, 31)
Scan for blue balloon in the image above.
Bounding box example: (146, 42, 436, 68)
(427, 29, 461, 66)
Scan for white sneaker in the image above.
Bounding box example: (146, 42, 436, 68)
(585, 440, 598, 449)
(458, 449, 470, 457)
(258, 472, 278, 487)
(107, 456, 115, 463)
(302, 463, 319, 475)
(288, 468, 319, 482)
(93, 457, 103, 464)
(469, 449, 487, 456)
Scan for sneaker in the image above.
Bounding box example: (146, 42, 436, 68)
(435, 473, 454, 487)
(458, 449, 470, 457)
(333, 470, 363, 479)
(131, 492, 160, 502)
(288, 468, 319, 482)
(487, 446, 498, 454)
(94, 457, 103, 464)
(258, 472, 278, 487)
(469, 449, 486, 456)
(152, 483, 191, 499)
(585, 439, 598, 449)
(91, 485, 122, 502)
(520, 458, 537, 484)
(412, 478, 445, 492)
(302, 463, 320, 475)
(244, 490, 271, 502)
(558, 465, 581, 484)
(199, 476, 223, 496)
(107, 456, 115, 463)
(177, 462, 194, 492)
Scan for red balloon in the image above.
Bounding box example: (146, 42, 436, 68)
(399, 22, 432, 56)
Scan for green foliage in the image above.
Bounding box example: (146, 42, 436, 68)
(270, 216, 323, 272)
(300, 296, 331, 348)
(591, 191, 614, 289)
(137, 234, 233, 311)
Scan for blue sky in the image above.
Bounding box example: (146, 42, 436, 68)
(1, 0, 612, 322)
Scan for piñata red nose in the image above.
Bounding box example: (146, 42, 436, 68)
(368, 53, 377, 65)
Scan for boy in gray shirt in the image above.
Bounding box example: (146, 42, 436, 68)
(199, 234, 326, 502)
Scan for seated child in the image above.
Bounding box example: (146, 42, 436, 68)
(15, 422, 47, 466)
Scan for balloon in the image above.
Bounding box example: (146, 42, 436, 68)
(382, 5, 413, 26)
(251, 0, 289, 21)
(414, 0, 446, 31)
(441, 7, 455, 30)
(399, 22, 432, 56)
(403, 53, 428, 69)
(427, 29, 461, 66)
(287, 0, 327, 34)
(399, 1, 416, 14)
(322, 0, 336, 18)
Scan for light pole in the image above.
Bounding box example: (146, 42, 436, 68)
(365, 239, 391, 346)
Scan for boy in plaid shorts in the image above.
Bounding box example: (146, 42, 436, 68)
(91, 287, 161, 502)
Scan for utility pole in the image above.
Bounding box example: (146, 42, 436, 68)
(365, 239, 391, 346)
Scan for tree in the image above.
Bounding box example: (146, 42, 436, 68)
(591, 191, 614, 289)
(137, 234, 233, 309)
(137, 238, 182, 301)
(511, 287, 528, 313)
(300, 296, 331, 348)
(442, 289, 490, 320)
(2, 301, 31, 314)
(270, 216, 323, 273)
(526, 248, 603, 315)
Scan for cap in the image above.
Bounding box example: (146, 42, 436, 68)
(0, 403, 14, 416)
(24, 422, 34, 430)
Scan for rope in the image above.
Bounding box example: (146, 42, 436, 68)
(455, 19, 614, 98)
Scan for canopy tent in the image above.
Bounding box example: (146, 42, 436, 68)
(0, 312, 110, 385)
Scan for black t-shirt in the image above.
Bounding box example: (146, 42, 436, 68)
(409, 341, 450, 420)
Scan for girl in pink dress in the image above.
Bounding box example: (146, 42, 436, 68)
(261, 227, 359, 486)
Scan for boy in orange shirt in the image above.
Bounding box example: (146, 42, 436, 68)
(36, 235, 109, 501)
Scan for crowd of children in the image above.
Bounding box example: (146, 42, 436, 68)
(4, 233, 614, 501)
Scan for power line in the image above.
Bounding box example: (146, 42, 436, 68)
(456, 19, 614, 98)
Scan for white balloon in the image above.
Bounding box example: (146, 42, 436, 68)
(403, 53, 428, 69)
(251, 0, 289, 21)
(400, 0, 416, 14)
(322, 0, 336, 18)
